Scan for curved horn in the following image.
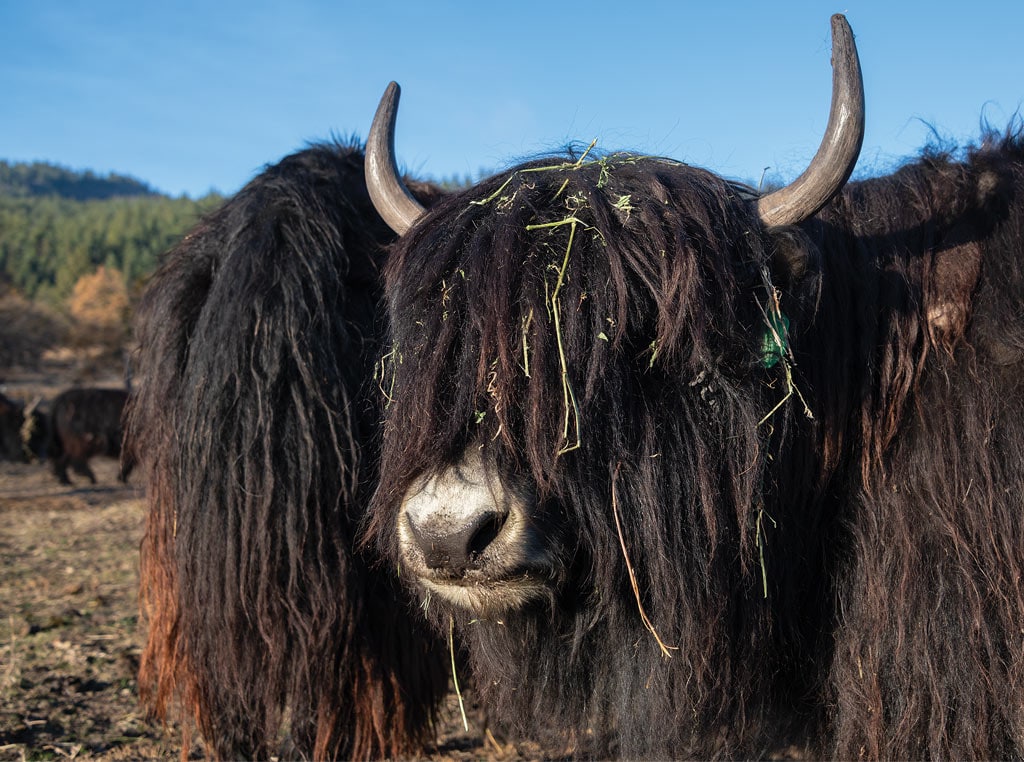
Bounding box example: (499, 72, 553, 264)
(366, 81, 427, 235)
(757, 14, 864, 227)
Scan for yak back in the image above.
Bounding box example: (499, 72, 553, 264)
(790, 127, 1024, 760)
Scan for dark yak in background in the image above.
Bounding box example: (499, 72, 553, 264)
(0, 392, 22, 460)
(365, 14, 1024, 762)
(49, 387, 132, 485)
(125, 144, 450, 760)
(126, 12, 1024, 762)
(0, 390, 46, 462)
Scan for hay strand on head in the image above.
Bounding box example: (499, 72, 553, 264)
(611, 463, 678, 659)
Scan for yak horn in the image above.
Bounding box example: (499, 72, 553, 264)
(366, 81, 427, 235)
(756, 14, 864, 227)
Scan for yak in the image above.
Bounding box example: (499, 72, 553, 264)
(0, 391, 46, 462)
(124, 144, 451, 759)
(0, 391, 23, 461)
(364, 14, 1024, 761)
(127, 13, 1023, 761)
(49, 387, 132, 485)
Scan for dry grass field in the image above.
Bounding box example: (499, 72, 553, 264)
(0, 457, 188, 761)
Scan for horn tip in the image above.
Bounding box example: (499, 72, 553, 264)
(381, 81, 401, 107)
(830, 13, 853, 37)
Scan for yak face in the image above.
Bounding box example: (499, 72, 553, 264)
(372, 157, 838, 760)
(368, 18, 863, 637)
(397, 449, 551, 615)
(372, 153, 800, 626)
(366, 28, 865, 742)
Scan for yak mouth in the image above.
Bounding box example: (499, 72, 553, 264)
(415, 569, 553, 615)
(395, 450, 555, 615)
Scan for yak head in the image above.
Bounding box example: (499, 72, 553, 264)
(367, 16, 864, 633)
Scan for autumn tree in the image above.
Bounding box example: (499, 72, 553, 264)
(65, 265, 130, 349)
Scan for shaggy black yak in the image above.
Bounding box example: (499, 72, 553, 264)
(126, 143, 450, 759)
(129, 12, 1024, 761)
(49, 387, 131, 485)
(367, 15, 1024, 760)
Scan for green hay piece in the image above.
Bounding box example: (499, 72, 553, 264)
(520, 308, 534, 377)
(449, 617, 469, 732)
(756, 270, 813, 425)
(547, 217, 582, 455)
(647, 339, 661, 369)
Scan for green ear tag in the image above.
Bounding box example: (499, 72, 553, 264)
(761, 311, 790, 369)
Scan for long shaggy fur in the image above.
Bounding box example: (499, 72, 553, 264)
(373, 153, 818, 758)
(807, 132, 1024, 759)
(127, 141, 450, 760)
(371, 132, 1024, 758)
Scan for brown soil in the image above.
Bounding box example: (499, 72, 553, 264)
(0, 458, 181, 761)
(0, 365, 539, 762)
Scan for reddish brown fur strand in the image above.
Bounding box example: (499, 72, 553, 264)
(372, 132, 1024, 758)
(127, 141, 449, 760)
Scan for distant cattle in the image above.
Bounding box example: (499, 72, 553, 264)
(50, 387, 131, 485)
(0, 391, 26, 461)
(0, 391, 47, 462)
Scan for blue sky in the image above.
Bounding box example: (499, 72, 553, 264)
(3, 1, 1021, 198)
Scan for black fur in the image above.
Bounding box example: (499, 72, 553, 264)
(126, 141, 450, 760)
(0, 391, 46, 462)
(371, 131, 1024, 759)
(49, 387, 130, 484)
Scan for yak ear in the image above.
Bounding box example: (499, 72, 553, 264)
(767, 227, 817, 289)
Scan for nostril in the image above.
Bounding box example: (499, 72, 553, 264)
(408, 509, 508, 574)
(467, 511, 507, 561)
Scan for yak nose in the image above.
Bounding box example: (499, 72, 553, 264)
(399, 451, 516, 576)
(406, 509, 508, 574)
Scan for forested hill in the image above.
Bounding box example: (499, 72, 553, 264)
(0, 160, 159, 201)
(0, 160, 224, 302)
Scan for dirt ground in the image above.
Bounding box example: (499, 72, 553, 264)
(0, 460, 178, 761)
(0, 365, 538, 762)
